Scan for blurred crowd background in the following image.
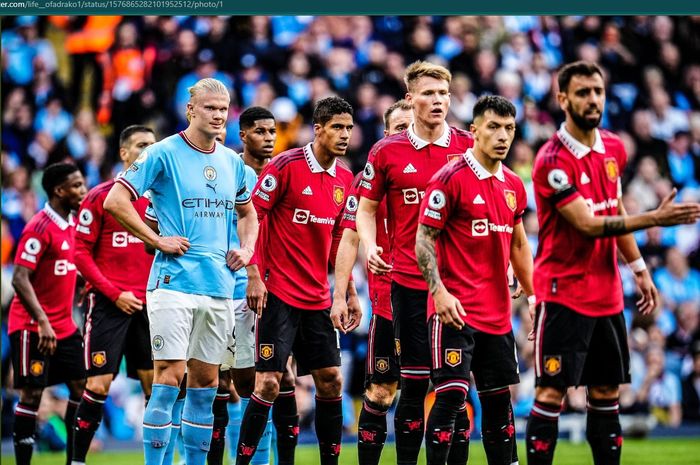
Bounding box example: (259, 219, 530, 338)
(2, 15, 700, 450)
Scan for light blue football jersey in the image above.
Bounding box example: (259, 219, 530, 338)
(232, 163, 258, 300)
(119, 132, 250, 298)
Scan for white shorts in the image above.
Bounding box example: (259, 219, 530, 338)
(146, 289, 235, 365)
(232, 299, 256, 369)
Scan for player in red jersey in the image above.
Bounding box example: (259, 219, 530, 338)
(235, 97, 355, 465)
(70, 125, 156, 465)
(331, 99, 413, 465)
(526, 61, 700, 465)
(416, 95, 533, 465)
(9, 162, 87, 465)
(356, 61, 474, 465)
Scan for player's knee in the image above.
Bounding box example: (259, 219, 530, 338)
(314, 368, 342, 398)
(435, 387, 466, 409)
(535, 386, 565, 405)
(218, 371, 231, 391)
(20, 388, 43, 407)
(366, 383, 397, 408)
(280, 367, 295, 389)
(401, 377, 430, 400)
(231, 368, 255, 397)
(86, 376, 112, 396)
(256, 374, 280, 400)
(588, 385, 619, 400)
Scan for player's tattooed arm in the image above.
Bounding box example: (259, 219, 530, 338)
(602, 217, 627, 236)
(416, 224, 443, 295)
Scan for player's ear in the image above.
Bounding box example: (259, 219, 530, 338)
(556, 91, 568, 112)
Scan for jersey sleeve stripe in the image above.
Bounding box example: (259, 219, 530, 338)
(271, 152, 304, 171)
(33, 215, 50, 234)
(116, 177, 139, 200)
(551, 186, 579, 206)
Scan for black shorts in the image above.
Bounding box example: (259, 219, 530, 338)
(83, 291, 153, 379)
(428, 315, 519, 391)
(364, 314, 400, 388)
(11, 329, 85, 389)
(391, 281, 431, 378)
(534, 302, 630, 389)
(255, 292, 340, 375)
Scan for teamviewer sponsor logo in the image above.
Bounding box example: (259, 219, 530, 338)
(472, 219, 488, 236)
(293, 209, 310, 224)
(402, 188, 424, 205)
(112, 232, 143, 247)
(292, 208, 336, 225)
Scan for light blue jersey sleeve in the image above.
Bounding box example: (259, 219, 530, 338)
(118, 146, 164, 200)
(235, 156, 252, 205)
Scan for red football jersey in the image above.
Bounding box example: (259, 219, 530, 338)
(9, 205, 78, 339)
(340, 173, 392, 320)
(75, 179, 153, 302)
(252, 144, 354, 309)
(420, 151, 527, 334)
(533, 125, 627, 317)
(358, 123, 474, 290)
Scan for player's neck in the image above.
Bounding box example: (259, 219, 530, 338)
(413, 119, 446, 143)
(565, 120, 596, 148)
(472, 147, 501, 174)
(48, 199, 71, 220)
(242, 151, 268, 176)
(183, 127, 217, 152)
(311, 140, 336, 169)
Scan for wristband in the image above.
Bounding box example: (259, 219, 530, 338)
(629, 257, 647, 273)
(527, 295, 536, 305)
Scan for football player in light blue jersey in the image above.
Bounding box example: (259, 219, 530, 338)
(104, 78, 258, 465)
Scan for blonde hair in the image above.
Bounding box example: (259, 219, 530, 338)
(403, 61, 452, 93)
(188, 78, 230, 102)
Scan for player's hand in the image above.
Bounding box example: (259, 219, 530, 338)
(527, 299, 536, 341)
(366, 244, 392, 275)
(633, 269, 659, 315)
(227, 247, 254, 271)
(37, 320, 57, 356)
(511, 283, 524, 299)
(433, 287, 466, 330)
(345, 293, 363, 333)
(247, 275, 267, 316)
(115, 291, 143, 315)
(156, 236, 190, 256)
(653, 188, 700, 226)
(330, 296, 349, 333)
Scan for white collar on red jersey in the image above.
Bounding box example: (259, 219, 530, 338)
(43, 203, 75, 231)
(464, 149, 505, 182)
(556, 123, 606, 159)
(406, 121, 451, 149)
(303, 143, 337, 177)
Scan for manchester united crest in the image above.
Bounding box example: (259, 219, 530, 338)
(333, 186, 345, 206)
(30, 360, 44, 376)
(375, 357, 389, 373)
(92, 351, 107, 368)
(504, 190, 517, 212)
(604, 158, 619, 183)
(543, 355, 562, 375)
(445, 349, 462, 367)
(259, 344, 274, 360)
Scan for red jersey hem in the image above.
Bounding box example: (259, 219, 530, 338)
(538, 297, 623, 318)
(391, 274, 428, 291)
(268, 285, 331, 310)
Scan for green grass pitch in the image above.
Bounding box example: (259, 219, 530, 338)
(3, 438, 700, 464)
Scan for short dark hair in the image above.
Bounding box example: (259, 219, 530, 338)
(239, 106, 275, 130)
(557, 61, 604, 93)
(312, 97, 353, 126)
(42, 162, 80, 198)
(383, 99, 413, 130)
(472, 95, 516, 120)
(119, 125, 155, 148)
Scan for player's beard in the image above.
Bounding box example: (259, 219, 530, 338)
(569, 102, 602, 130)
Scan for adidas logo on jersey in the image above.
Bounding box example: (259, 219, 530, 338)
(302, 186, 313, 195)
(61, 240, 70, 250)
(580, 172, 591, 185)
(403, 163, 417, 174)
(473, 194, 485, 205)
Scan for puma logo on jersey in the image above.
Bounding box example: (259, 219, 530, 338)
(403, 163, 417, 174)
